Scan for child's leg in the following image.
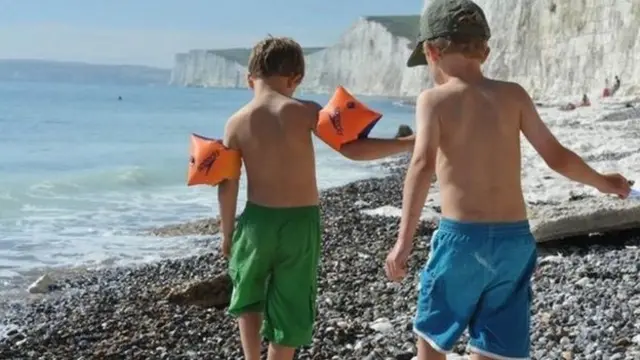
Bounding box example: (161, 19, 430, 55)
(469, 354, 496, 360)
(261, 206, 321, 356)
(238, 313, 263, 360)
(267, 344, 296, 360)
(227, 203, 280, 359)
(413, 224, 487, 356)
(416, 338, 446, 360)
(467, 228, 536, 360)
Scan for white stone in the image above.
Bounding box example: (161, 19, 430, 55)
(369, 318, 394, 333)
(27, 274, 55, 294)
(575, 277, 590, 287)
(539, 254, 565, 265)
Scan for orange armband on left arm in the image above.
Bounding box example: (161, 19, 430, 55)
(187, 133, 242, 186)
(315, 86, 383, 150)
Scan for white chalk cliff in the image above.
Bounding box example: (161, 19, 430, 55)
(430, 0, 640, 98)
(170, 16, 429, 96)
(299, 17, 430, 96)
(172, 1, 640, 98)
(170, 50, 246, 88)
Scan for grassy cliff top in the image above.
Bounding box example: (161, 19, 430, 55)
(211, 47, 325, 66)
(364, 15, 420, 41)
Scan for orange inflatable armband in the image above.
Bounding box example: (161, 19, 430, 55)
(316, 86, 382, 150)
(187, 133, 242, 186)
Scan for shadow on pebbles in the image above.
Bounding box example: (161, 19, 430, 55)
(2, 156, 640, 360)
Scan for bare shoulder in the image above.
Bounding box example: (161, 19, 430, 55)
(415, 87, 448, 118)
(280, 97, 321, 129)
(491, 79, 532, 104)
(296, 98, 323, 113)
(223, 106, 250, 149)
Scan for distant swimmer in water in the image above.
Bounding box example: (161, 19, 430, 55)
(118, 96, 123, 101)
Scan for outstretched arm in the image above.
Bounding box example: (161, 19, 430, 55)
(339, 136, 415, 161)
(217, 120, 240, 257)
(385, 90, 439, 282)
(516, 83, 629, 196)
(303, 100, 415, 160)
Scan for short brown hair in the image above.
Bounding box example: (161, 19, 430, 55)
(248, 36, 305, 80)
(426, 35, 488, 61)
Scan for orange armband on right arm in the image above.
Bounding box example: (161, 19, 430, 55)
(187, 133, 242, 187)
(316, 86, 383, 151)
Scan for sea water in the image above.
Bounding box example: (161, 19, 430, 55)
(0, 81, 415, 292)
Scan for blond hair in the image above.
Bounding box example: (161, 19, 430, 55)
(426, 36, 489, 61)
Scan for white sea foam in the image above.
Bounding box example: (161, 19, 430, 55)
(0, 152, 382, 293)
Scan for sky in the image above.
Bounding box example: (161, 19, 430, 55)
(0, 0, 421, 69)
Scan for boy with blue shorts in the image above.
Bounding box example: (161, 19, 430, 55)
(384, 1, 631, 359)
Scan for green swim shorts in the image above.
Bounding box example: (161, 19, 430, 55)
(227, 201, 321, 348)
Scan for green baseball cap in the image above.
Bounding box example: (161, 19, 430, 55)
(407, 0, 491, 67)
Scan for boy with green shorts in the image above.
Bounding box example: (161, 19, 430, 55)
(217, 36, 415, 360)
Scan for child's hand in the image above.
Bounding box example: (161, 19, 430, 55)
(221, 235, 232, 258)
(385, 242, 412, 282)
(597, 173, 631, 199)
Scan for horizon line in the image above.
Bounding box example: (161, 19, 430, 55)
(0, 57, 172, 71)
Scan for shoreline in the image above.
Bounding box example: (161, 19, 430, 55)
(2, 156, 640, 359)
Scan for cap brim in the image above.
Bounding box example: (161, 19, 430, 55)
(406, 41, 428, 67)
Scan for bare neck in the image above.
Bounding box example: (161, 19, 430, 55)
(439, 57, 485, 84)
(253, 79, 293, 98)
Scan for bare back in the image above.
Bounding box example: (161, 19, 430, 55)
(225, 92, 319, 207)
(433, 79, 527, 221)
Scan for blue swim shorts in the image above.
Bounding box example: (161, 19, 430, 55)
(414, 218, 537, 360)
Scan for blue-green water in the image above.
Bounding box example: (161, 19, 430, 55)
(0, 82, 414, 285)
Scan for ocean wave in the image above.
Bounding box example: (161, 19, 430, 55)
(35, 165, 170, 191)
(0, 165, 179, 204)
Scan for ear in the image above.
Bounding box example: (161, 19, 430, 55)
(246, 73, 254, 89)
(289, 74, 303, 87)
(423, 42, 439, 63)
(482, 46, 491, 63)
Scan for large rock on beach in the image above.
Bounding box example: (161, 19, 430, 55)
(165, 272, 232, 309)
(366, 193, 640, 243)
(529, 195, 640, 242)
(395, 124, 414, 138)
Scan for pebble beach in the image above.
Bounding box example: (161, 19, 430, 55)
(1, 156, 639, 360)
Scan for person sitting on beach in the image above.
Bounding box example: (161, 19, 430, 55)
(611, 75, 621, 96)
(602, 78, 611, 98)
(559, 102, 576, 111)
(386, 1, 631, 360)
(558, 93, 590, 111)
(217, 36, 415, 360)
